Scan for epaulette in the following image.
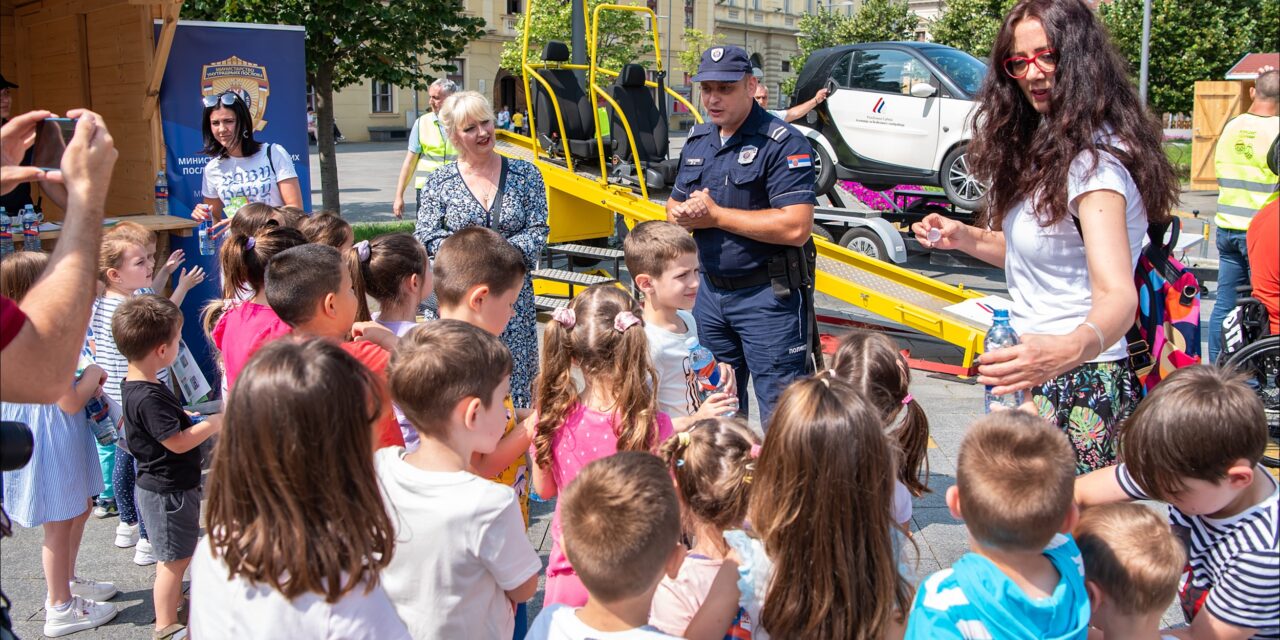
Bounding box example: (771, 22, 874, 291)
(766, 120, 791, 142)
(688, 122, 715, 138)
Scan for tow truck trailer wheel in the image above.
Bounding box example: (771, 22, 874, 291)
(839, 227, 888, 262)
(807, 138, 836, 197)
(811, 223, 835, 243)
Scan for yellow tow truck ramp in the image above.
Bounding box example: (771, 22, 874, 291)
(509, 1, 987, 370)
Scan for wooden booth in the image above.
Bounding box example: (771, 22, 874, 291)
(1190, 52, 1280, 191)
(1, 0, 193, 249)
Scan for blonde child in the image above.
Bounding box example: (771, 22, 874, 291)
(725, 374, 913, 640)
(91, 236, 168, 564)
(104, 221, 205, 305)
(530, 284, 675, 607)
(209, 226, 307, 391)
(622, 221, 737, 427)
(380, 320, 541, 639)
(651, 417, 758, 638)
(527, 453, 686, 640)
(1, 252, 118, 637)
(830, 330, 932, 526)
(1075, 503, 1185, 640)
(190, 339, 410, 638)
(300, 210, 353, 254)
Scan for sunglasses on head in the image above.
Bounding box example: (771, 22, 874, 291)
(202, 92, 244, 109)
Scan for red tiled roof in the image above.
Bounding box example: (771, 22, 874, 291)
(1226, 53, 1280, 80)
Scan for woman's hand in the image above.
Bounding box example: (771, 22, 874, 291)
(209, 217, 233, 240)
(191, 203, 213, 222)
(977, 332, 1085, 396)
(911, 213, 970, 251)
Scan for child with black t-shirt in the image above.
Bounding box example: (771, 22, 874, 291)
(114, 295, 223, 640)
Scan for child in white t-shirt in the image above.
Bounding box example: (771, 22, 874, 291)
(623, 221, 736, 428)
(380, 320, 541, 640)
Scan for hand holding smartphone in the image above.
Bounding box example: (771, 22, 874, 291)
(31, 117, 78, 171)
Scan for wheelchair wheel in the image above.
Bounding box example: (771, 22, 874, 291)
(1223, 335, 1280, 468)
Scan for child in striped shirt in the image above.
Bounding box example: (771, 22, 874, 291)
(1076, 366, 1279, 640)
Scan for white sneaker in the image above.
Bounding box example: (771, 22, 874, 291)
(42, 595, 118, 637)
(68, 575, 117, 602)
(134, 538, 157, 566)
(114, 521, 139, 548)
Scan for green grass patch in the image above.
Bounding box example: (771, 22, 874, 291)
(352, 220, 415, 243)
(1164, 141, 1191, 183)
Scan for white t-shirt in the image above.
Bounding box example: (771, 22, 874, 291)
(527, 604, 680, 640)
(188, 537, 411, 640)
(375, 448, 542, 640)
(1001, 137, 1146, 362)
(645, 310, 700, 418)
(201, 143, 298, 207)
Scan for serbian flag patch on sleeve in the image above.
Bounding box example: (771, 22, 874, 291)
(786, 154, 813, 169)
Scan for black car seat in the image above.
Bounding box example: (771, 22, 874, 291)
(609, 63, 678, 189)
(531, 40, 599, 161)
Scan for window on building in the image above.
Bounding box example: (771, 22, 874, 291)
(781, 60, 791, 72)
(371, 80, 393, 113)
(507, 0, 521, 13)
(447, 59, 465, 90)
(685, 0, 694, 28)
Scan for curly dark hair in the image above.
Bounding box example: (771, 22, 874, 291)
(970, 0, 1177, 230)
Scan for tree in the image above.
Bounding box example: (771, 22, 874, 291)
(678, 28, 725, 105)
(184, 0, 485, 214)
(1100, 0, 1277, 116)
(782, 3, 919, 99)
(930, 0, 1016, 59)
(499, 0, 652, 77)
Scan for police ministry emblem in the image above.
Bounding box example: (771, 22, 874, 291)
(738, 145, 758, 165)
(201, 56, 270, 131)
(711, 47, 724, 62)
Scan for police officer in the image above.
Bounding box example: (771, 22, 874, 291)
(392, 78, 459, 219)
(667, 46, 818, 426)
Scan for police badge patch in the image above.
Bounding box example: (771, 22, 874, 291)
(738, 145, 758, 165)
(202, 55, 271, 131)
(711, 47, 724, 62)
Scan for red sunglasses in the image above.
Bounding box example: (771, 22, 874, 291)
(1003, 49, 1059, 78)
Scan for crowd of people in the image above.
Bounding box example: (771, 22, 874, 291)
(1, 0, 1277, 638)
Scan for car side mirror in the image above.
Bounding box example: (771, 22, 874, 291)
(910, 83, 937, 98)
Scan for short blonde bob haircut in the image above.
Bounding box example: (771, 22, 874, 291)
(438, 90, 495, 141)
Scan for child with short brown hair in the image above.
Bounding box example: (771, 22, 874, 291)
(299, 210, 353, 254)
(1075, 503, 1185, 640)
(527, 452, 684, 639)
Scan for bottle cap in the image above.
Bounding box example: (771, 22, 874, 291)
(992, 308, 1009, 320)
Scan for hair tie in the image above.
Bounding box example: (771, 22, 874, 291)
(676, 431, 691, 448)
(614, 311, 641, 332)
(902, 393, 914, 405)
(354, 239, 371, 263)
(245, 236, 256, 251)
(551, 307, 576, 328)
(749, 443, 762, 459)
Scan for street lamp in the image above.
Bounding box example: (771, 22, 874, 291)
(655, 11, 674, 115)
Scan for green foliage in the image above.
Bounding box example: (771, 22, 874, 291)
(786, 3, 919, 99)
(498, 0, 652, 74)
(1163, 140, 1191, 182)
(929, 0, 1016, 59)
(353, 220, 416, 243)
(679, 28, 725, 80)
(1100, 0, 1278, 116)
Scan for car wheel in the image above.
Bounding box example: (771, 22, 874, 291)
(808, 139, 836, 197)
(941, 145, 987, 212)
(839, 227, 888, 262)
(811, 224, 835, 243)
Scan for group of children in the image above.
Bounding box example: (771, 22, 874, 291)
(1, 212, 1276, 639)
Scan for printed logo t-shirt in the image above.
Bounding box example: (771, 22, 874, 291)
(201, 144, 297, 208)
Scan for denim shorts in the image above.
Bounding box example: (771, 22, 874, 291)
(135, 486, 201, 562)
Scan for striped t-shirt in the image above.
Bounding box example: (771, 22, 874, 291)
(89, 296, 169, 407)
(1117, 464, 1280, 638)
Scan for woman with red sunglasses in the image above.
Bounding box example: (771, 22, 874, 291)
(912, 0, 1178, 473)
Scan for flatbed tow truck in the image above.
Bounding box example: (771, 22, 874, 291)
(510, 0, 989, 372)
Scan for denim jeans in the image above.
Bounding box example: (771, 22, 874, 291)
(1208, 227, 1250, 363)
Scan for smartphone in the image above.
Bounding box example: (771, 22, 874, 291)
(31, 117, 78, 171)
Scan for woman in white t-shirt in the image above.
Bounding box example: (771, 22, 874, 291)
(191, 92, 301, 230)
(912, 0, 1179, 473)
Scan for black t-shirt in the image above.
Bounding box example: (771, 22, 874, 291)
(122, 380, 200, 492)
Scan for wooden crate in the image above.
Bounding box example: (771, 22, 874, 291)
(1191, 80, 1254, 192)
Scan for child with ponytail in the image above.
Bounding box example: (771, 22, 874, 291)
(529, 284, 675, 608)
(830, 330, 932, 527)
(651, 417, 758, 638)
(210, 226, 308, 393)
(724, 374, 913, 640)
(348, 234, 431, 332)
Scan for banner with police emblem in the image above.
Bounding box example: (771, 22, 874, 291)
(155, 20, 311, 394)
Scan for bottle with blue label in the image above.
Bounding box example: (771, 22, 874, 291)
(75, 350, 119, 445)
(689, 342, 736, 417)
(0, 207, 13, 257)
(21, 205, 41, 252)
(198, 220, 215, 256)
(984, 308, 1026, 412)
(154, 171, 169, 215)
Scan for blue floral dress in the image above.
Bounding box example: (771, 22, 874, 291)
(414, 158, 549, 407)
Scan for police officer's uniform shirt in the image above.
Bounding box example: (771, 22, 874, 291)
(671, 104, 817, 278)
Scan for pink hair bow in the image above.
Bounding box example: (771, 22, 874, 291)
(551, 307, 576, 328)
(613, 311, 641, 332)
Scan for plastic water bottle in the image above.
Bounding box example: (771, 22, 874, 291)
(690, 343, 736, 417)
(154, 171, 169, 215)
(0, 208, 13, 258)
(198, 220, 215, 256)
(84, 394, 118, 446)
(984, 308, 1025, 412)
(21, 205, 41, 252)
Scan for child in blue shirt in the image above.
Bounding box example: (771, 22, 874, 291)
(906, 411, 1090, 640)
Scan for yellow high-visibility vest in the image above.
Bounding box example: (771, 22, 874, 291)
(1214, 112, 1279, 230)
(413, 112, 457, 189)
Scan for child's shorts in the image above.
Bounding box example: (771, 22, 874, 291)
(136, 486, 201, 562)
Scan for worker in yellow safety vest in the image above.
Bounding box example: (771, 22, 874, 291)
(393, 78, 459, 219)
(1209, 66, 1279, 362)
